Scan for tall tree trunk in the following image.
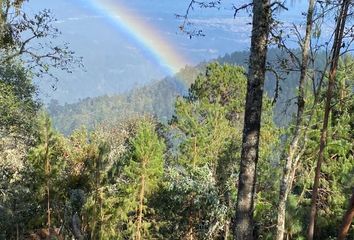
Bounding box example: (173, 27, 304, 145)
(91, 150, 102, 239)
(44, 127, 51, 233)
(47, 183, 50, 232)
(186, 215, 194, 240)
(338, 189, 354, 240)
(234, 0, 271, 239)
(97, 153, 102, 239)
(16, 223, 19, 240)
(136, 161, 146, 240)
(71, 212, 84, 240)
(307, 1, 350, 239)
(224, 221, 230, 240)
(93, 150, 103, 239)
(275, 1, 315, 239)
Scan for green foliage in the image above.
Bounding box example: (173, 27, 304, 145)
(0, 61, 40, 239)
(115, 120, 165, 239)
(48, 49, 306, 135)
(48, 76, 193, 135)
(0, 154, 35, 239)
(284, 55, 354, 239)
(125, 121, 165, 194)
(0, 61, 39, 137)
(188, 63, 247, 116)
(27, 112, 66, 229)
(71, 119, 166, 239)
(155, 165, 222, 239)
(0, 2, 80, 238)
(159, 63, 280, 239)
(1, 49, 353, 240)
(172, 99, 235, 168)
(29, 112, 65, 177)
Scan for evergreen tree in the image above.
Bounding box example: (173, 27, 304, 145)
(117, 120, 165, 239)
(159, 63, 280, 239)
(28, 112, 66, 235)
(281, 56, 354, 239)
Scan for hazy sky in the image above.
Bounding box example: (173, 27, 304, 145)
(24, 0, 311, 103)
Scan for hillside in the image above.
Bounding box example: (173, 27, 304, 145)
(48, 50, 299, 134)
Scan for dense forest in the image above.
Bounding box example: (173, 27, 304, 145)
(48, 49, 301, 135)
(1, 0, 354, 240)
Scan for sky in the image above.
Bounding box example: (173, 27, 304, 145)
(24, 0, 309, 104)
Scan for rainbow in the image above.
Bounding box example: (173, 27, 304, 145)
(88, 0, 189, 75)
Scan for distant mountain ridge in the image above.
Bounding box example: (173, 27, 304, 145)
(48, 50, 298, 134)
(47, 65, 201, 135)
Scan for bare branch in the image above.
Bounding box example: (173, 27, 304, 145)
(177, 0, 221, 38)
(0, 6, 82, 80)
(233, 3, 253, 18)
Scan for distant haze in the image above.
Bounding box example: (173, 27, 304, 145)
(25, 0, 307, 104)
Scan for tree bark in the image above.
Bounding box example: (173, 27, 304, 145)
(136, 161, 146, 240)
(307, 1, 351, 239)
(47, 183, 51, 232)
(275, 1, 315, 239)
(92, 149, 102, 239)
(16, 223, 19, 240)
(71, 212, 84, 240)
(234, 0, 271, 239)
(224, 219, 230, 240)
(186, 216, 194, 240)
(44, 124, 51, 234)
(338, 189, 354, 240)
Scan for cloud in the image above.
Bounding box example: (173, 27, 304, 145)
(208, 49, 218, 54)
(55, 15, 103, 24)
(188, 17, 252, 33)
(125, 45, 139, 51)
(179, 47, 219, 54)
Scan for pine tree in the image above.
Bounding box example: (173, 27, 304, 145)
(119, 120, 165, 239)
(28, 112, 65, 234)
(161, 63, 280, 239)
(307, 2, 351, 238)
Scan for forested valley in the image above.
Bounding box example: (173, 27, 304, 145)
(0, 0, 353, 240)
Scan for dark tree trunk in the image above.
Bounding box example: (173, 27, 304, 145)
(338, 189, 354, 240)
(307, 1, 351, 239)
(71, 212, 84, 240)
(234, 0, 271, 239)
